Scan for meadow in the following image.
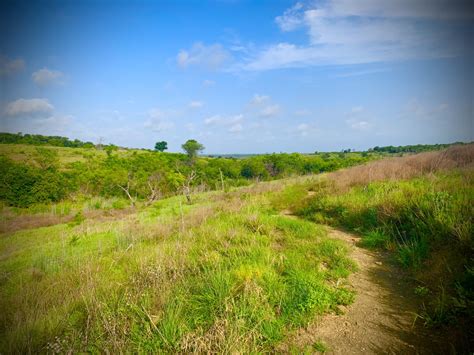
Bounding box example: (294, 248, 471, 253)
(0, 141, 473, 352)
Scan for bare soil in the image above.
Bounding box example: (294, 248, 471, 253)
(283, 227, 451, 354)
(0, 207, 135, 234)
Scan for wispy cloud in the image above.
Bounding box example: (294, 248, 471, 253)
(202, 79, 215, 87)
(295, 122, 319, 137)
(238, 0, 472, 71)
(250, 94, 270, 105)
(177, 42, 230, 70)
(259, 104, 281, 118)
(228, 123, 243, 133)
(333, 68, 390, 78)
(0, 55, 25, 76)
(189, 101, 204, 108)
(32, 68, 64, 86)
(144, 108, 175, 132)
(5, 98, 54, 117)
(345, 106, 373, 130)
(204, 114, 243, 126)
(248, 94, 282, 118)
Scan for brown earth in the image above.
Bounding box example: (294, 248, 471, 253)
(0, 207, 135, 234)
(282, 227, 451, 354)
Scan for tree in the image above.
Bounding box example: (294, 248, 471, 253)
(104, 144, 118, 157)
(154, 141, 168, 152)
(181, 139, 204, 160)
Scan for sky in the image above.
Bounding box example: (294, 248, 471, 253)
(0, 0, 473, 154)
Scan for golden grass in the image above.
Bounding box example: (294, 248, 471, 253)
(326, 144, 474, 192)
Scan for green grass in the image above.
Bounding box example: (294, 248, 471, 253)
(289, 170, 473, 334)
(0, 182, 355, 353)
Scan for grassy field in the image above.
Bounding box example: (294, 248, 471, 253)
(0, 178, 355, 353)
(0, 144, 148, 166)
(282, 144, 474, 347)
(1, 144, 472, 352)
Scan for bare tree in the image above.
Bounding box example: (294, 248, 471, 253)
(117, 172, 136, 206)
(182, 170, 196, 204)
(146, 172, 163, 205)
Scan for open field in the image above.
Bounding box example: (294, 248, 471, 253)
(0, 144, 473, 353)
(0, 178, 357, 353)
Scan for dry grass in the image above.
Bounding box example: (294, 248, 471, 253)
(0, 213, 74, 234)
(326, 144, 474, 192)
(0, 207, 137, 234)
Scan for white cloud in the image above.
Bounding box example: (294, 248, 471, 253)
(177, 42, 230, 70)
(250, 94, 270, 105)
(275, 2, 305, 31)
(228, 123, 243, 133)
(32, 68, 64, 86)
(350, 120, 371, 130)
(189, 101, 204, 108)
(204, 115, 222, 125)
(204, 114, 243, 127)
(260, 104, 281, 118)
(326, 0, 473, 20)
(295, 122, 319, 136)
(346, 105, 372, 130)
(202, 79, 216, 87)
(144, 108, 174, 132)
(247, 94, 282, 118)
(334, 68, 389, 78)
(0, 55, 25, 76)
(297, 123, 309, 131)
(240, 0, 471, 71)
(5, 98, 54, 117)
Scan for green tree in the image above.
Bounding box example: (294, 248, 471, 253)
(104, 144, 119, 157)
(154, 141, 168, 152)
(181, 139, 204, 160)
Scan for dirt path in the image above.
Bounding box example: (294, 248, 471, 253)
(286, 227, 448, 354)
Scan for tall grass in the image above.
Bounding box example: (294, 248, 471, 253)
(282, 144, 474, 347)
(0, 185, 355, 353)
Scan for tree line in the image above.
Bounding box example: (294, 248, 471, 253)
(1, 132, 468, 154)
(0, 144, 374, 207)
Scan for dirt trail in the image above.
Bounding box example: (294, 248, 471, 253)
(286, 226, 448, 354)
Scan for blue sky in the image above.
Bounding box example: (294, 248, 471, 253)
(0, 0, 472, 153)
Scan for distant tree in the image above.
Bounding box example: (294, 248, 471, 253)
(154, 141, 168, 152)
(182, 139, 204, 160)
(104, 144, 118, 157)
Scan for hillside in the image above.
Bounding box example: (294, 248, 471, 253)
(0, 144, 473, 352)
(0, 142, 378, 208)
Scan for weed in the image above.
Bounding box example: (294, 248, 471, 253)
(313, 340, 328, 353)
(360, 230, 389, 249)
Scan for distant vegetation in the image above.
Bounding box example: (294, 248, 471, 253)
(1, 132, 468, 154)
(369, 142, 468, 154)
(0, 132, 96, 148)
(0, 141, 377, 208)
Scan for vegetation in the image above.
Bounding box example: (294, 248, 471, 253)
(154, 141, 168, 152)
(2, 131, 468, 155)
(181, 139, 205, 161)
(0, 179, 355, 353)
(0, 132, 95, 148)
(0, 143, 378, 208)
(0, 137, 472, 352)
(279, 144, 474, 347)
(370, 142, 469, 154)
